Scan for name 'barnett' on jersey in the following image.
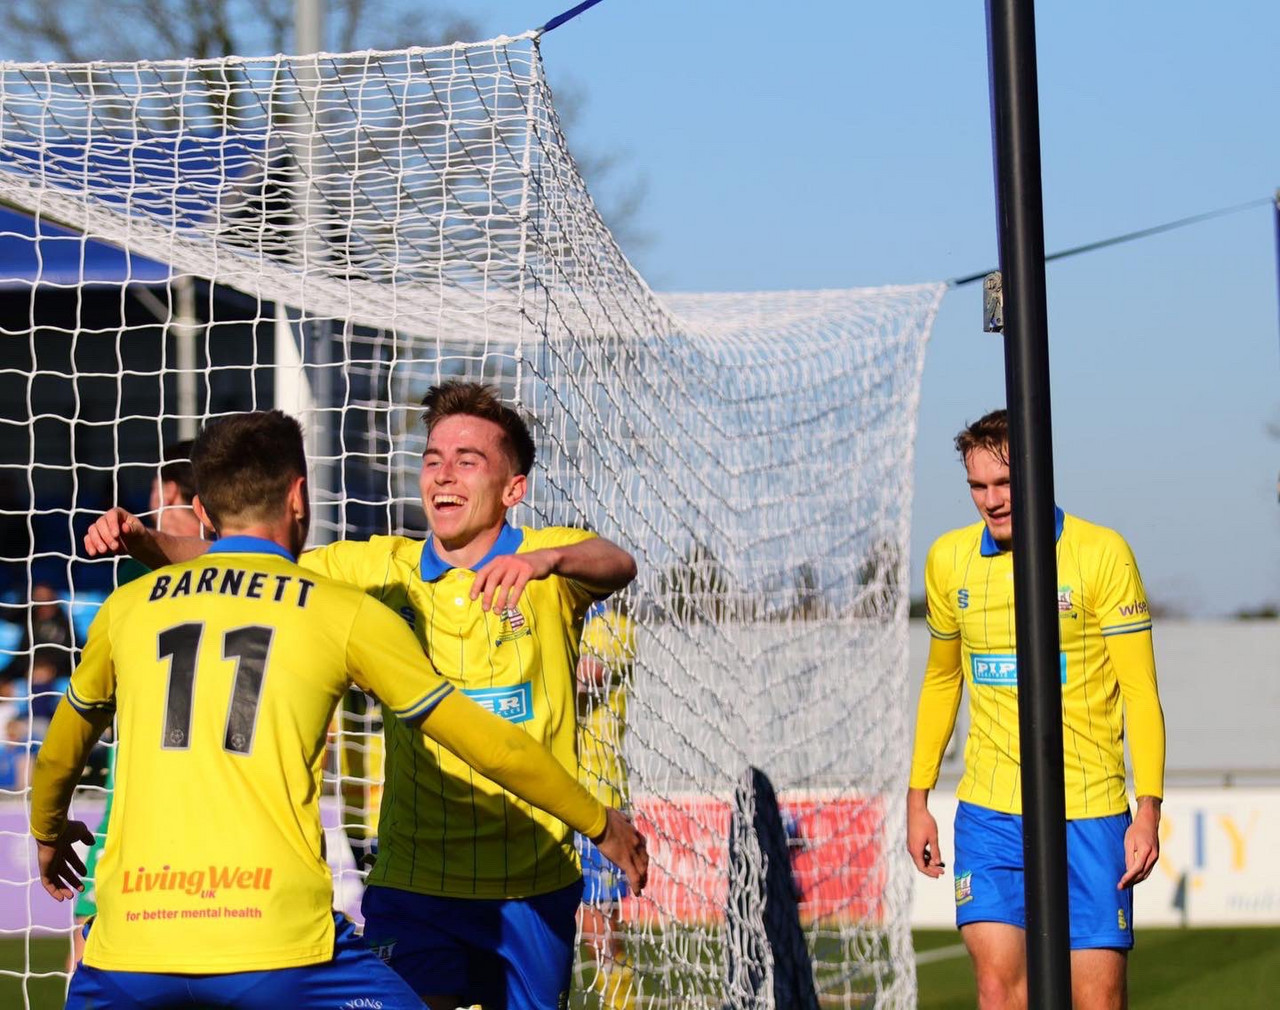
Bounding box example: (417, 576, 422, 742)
(148, 567, 317, 608)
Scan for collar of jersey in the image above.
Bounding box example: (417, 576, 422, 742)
(419, 523, 525, 581)
(207, 535, 297, 563)
(980, 506, 1064, 557)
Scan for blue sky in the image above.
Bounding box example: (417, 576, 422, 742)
(470, 0, 1280, 617)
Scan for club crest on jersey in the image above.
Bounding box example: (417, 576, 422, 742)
(1057, 585, 1077, 618)
(955, 870, 974, 906)
(494, 606, 532, 645)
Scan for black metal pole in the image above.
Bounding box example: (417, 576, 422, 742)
(984, 1, 1071, 1006)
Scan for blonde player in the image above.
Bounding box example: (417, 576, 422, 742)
(37, 410, 646, 1009)
(84, 382, 639, 1010)
(907, 409, 1165, 1010)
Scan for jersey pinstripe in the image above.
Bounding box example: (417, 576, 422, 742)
(61, 538, 457, 974)
(912, 511, 1156, 818)
(300, 524, 600, 898)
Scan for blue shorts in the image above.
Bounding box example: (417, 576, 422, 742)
(67, 913, 421, 1008)
(361, 880, 583, 1009)
(953, 801, 1134, 950)
(577, 833, 630, 906)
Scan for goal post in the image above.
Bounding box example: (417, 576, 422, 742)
(0, 33, 944, 1008)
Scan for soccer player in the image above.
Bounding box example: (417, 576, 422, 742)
(35, 409, 647, 1009)
(72, 440, 205, 969)
(906, 409, 1165, 1010)
(575, 600, 638, 1010)
(84, 381, 639, 1010)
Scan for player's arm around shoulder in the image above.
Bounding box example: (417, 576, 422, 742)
(83, 507, 208, 568)
(472, 526, 636, 613)
(419, 689, 649, 895)
(343, 597, 650, 893)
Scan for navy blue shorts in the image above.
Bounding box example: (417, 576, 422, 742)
(577, 833, 630, 906)
(361, 880, 583, 1009)
(953, 801, 1134, 950)
(67, 913, 421, 1008)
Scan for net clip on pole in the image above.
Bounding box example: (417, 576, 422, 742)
(983, 271, 1004, 333)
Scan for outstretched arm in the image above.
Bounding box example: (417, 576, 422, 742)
(83, 507, 209, 568)
(416, 691, 648, 893)
(472, 535, 637, 612)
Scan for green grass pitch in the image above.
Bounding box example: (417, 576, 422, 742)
(4, 928, 1279, 1008)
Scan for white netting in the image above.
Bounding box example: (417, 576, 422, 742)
(0, 33, 944, 1009)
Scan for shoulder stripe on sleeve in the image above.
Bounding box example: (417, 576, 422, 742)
(65, 684, 115, 715)
(926, 622, 961, 641)
(1101, 620, 1152, 637)
(392, 683, 454, 722)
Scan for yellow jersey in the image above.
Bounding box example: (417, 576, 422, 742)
(300, 524, 601, 898)
(909, 509, 1165, 818)
(576, 606, 636, 811)
(56, 537, 456, 974)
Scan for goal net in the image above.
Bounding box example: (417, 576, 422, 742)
(0, 33, 944, 1009)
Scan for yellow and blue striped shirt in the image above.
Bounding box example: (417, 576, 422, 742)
(300, 524, 601, 898)
(910, 510, 1165, 818)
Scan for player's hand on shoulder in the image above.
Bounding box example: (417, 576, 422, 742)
(84, 507, 147, 558)
(471, 549, 556, 611)
(35, 820, 94, 901)
(595, 806, 649, 895)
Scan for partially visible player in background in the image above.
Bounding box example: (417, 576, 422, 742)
(576, 599, 638, 1010)
(906, 409, 1165, 1010)
(71, 439, 205, 970)
(36, 409, 647, 1009)
(84, 382, 640, 1010)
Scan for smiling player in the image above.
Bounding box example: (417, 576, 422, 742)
(38, 409, 646, 1009)
(84, 382, 640, 1010)
(906, 408, 1166, 1010)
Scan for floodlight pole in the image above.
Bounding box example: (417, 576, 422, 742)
(984, 1, 1071, 1007)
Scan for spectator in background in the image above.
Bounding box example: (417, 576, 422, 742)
(27, 583, 75, 680)
(0, 715, 36, 793)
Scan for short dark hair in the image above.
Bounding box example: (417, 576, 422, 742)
(191, 411, 306, 530)
(420, 381, 535, 476)
(159, 439, 196, 504)
(954, 409, 1009, 465)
